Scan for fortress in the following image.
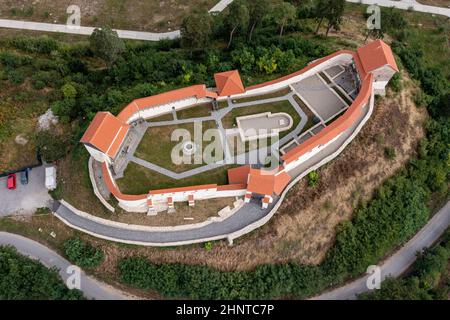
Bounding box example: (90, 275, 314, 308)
(81, 40, 398, 214)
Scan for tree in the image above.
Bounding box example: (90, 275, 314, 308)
(324, 0, 345, 37)
(313, 0, 328, 34)
(180, 10, 213, 53)
(224, 0, 250, 49)
(89, 26, 125, 65)
(272, 1, 297, 37)
(247, 0, 270, 42)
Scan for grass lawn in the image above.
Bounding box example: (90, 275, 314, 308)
(221, 100, 301, 139)
(293, 95, 319, 133)
(134, 120, 223, 173)
(116, 162, 235, 194)
(231, 87, 292, 104)
(176, 103, 212, 120)
(147, 112, 174, 122)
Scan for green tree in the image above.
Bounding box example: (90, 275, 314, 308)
(324, 0, 345, 37)
(180, 10, 213, 53)
(272, 1, 297, 37)
(35, 129, 71, 162)
(63, 238, 104, 269)
(89, 26, 125, 65)
(224, 0, 250, 49)
(313, 0, 328, 34)
(247, 0, 271, 42)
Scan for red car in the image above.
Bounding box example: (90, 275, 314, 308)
(7, 173, 16, 190)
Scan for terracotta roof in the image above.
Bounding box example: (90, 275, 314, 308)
(118, 84, 216, 122)
(80, 112, 129, 158)
(227, 165, 251, 185)
(247, 168, 274, 196)
(282, 74, 374, 164)
(357, 40, 399, 74)
(273, 170, 291, 195)
(214, 70, 245, 96)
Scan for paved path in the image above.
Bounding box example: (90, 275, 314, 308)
(127, 93, 307, 180)
(312, 200, 450, 300)
(0, 232, 133, 300)
(346, 0, 450, 18)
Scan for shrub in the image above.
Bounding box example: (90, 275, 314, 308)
(384, 146, 396, 160)
(7, 69, 26, 85)
(308, 171, 319, 187)
(63, 238, 104, 269)
(0, 246, 84, 299)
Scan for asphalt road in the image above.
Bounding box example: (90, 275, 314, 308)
(312, 200, 450, 300)
(0, 232, 132, 300)
(0, 166, 52, 216)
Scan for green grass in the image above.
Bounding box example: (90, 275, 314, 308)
(134, 120, 222, 173)
(147, 112, 174, 122)
(176, 103, 212, 119)
(221, 100, 301, 139)
(231, 87, 292, 104)
(116, 162, 235, 194)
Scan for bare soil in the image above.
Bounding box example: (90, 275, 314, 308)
(0, 0, 217, 32)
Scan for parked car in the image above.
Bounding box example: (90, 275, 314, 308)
(7, 174, 16, 190)
(20, 169, 29, 185)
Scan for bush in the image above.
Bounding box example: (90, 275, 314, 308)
(384, 146, 396, 160)
(0, 246, 84, 299)
(63, 238, 104, 269)
(7, 69, 26, 85)
(308, 171, 319, 187)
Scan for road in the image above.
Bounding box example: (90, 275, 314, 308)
(0, 0, 448, 40)
(346, 0, 450, 18)
(0, 166, 52, 217)
(312, 200, 450, 300)
(2, 200, 449, 300)
(0, 232, 133, 300)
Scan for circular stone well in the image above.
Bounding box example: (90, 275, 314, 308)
(182, 141, 198, 156)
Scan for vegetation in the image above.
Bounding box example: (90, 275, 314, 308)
(359, 230, 450, 300)
(63, 238, 104, 269)
(0, 246, 84, 300)
(89, 27, 125, 65)
(308, 171, 319, 187)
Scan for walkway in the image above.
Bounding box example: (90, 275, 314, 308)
(0, 232, 133, 300)
(312, 200, 450, 300)
(346, 0, 450, 18)
(123, 92, 307, 180)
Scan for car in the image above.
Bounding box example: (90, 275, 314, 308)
(20, 169, 29, 185)
(7, 174, 16, 190)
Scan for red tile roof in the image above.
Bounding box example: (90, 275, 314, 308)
(227, 165, 251, 185)
(117, 84, 217, 122)
(80, 112, 129, 158)
(246, 167, 291, 196)
(217, 183, 247, 191)
(214, 70, 245, 96)
(282, 74, 374, 164)
(357, 39, 399, 74)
